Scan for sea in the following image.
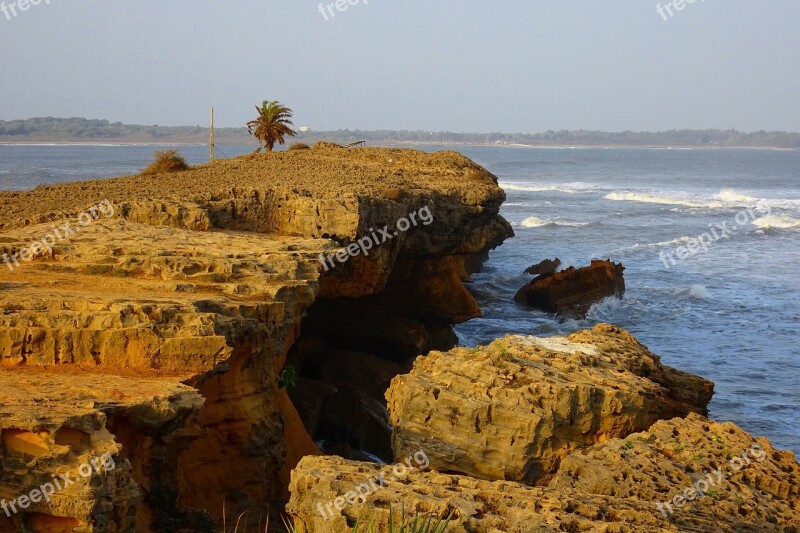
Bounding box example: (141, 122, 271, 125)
(1, 143, 798, 455)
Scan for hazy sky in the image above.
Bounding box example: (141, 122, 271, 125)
(1, 1, 799, 132)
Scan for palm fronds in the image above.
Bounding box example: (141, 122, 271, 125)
(247, 100, 297, 152)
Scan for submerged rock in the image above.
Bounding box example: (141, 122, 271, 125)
(514, 259, 625, 318)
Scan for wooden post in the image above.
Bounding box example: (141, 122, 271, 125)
(209, 107, 215, 161)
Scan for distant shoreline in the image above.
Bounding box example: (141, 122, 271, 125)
(1, 139, 797, 151)
(3, 118, 800, 149)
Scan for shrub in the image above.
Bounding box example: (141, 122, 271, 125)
(288, 142, 310, 151)
(141, 149, 189, 175)
(277, 365, 298, 390)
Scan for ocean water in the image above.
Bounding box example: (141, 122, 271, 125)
(1, 144, 798, 455)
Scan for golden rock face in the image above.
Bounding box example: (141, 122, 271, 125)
(289, 327, 800, 532)
(0, 147, 512, 530)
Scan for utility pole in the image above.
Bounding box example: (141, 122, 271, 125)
(209, 107, 215, 161)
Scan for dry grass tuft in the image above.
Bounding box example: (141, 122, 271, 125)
(141, 150, 189, 175)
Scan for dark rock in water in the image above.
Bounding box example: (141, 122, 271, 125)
(524, 258, 561, 276)
(514, 260, 625, 319)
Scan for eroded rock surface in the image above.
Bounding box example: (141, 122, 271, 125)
(287, 453, 798, 532)
(0, 367, 201, 533)
(0, 147, 512, 530)
(550, 413, 800, 529)
(386, 324, 714, 484)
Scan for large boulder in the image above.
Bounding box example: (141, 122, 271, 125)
(385, 324, 714, 484)
(514, 259, 625, 318)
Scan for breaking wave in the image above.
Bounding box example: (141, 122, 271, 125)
(519, 216, 593, 228)
(752, 215, 800, 230)
(605, 192, 721, 209)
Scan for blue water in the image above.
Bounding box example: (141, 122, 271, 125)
(1, 144, 798, 455)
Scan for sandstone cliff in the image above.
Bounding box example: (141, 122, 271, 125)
(0, 147, 512, 531)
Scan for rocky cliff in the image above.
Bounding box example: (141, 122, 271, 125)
(0, 147, 512, 531)
(288, 327, 800, 532)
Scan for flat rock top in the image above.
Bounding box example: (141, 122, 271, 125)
(0, 148, 498, 230)
(0, 365, 202, 432)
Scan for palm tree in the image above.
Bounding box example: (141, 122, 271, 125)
(247, 100, 297, 152)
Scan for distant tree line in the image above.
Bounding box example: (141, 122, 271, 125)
(1, 118, 799, 148)
(0, 117, 247, 140)
(327, 128, 800, 148)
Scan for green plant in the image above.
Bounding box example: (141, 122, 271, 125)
(282, 506, 455, 533)
(354, 509, 454, 532)
(623, 440, 635, 450)
(141, 149, 189, 175)
(288, 142, 310, 150)
(278, 365, 298, 390)
(247, 100, 297, 152)
(673, 443, 685, 452)
(707, 489, 720, 501)
(497, 346, 512, 361)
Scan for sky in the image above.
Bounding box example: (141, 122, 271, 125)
(1, 0, 799, 132)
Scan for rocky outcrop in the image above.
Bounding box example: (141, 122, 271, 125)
(386, 324, 714, 485)
(289, 327, 799, 532)
(550, 413, 800, 528)
(0, 147, 512, 530)
(287, 416, 800, 532)
(514, 259, 625, 318)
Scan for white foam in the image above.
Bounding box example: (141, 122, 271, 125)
(520, 216, 552, 228)
(605, 192, 721, 209)
(679, 284, 713, 300)
(752, 215, 800, 230)
(716, 189, 757, 203)
(500, 181, 597, 194)
(519, 216, 591, 228)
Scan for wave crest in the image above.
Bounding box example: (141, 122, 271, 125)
(520, 216, 592, 228)
(605, 192, 720, 208)
(753, 215, 800, 230)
